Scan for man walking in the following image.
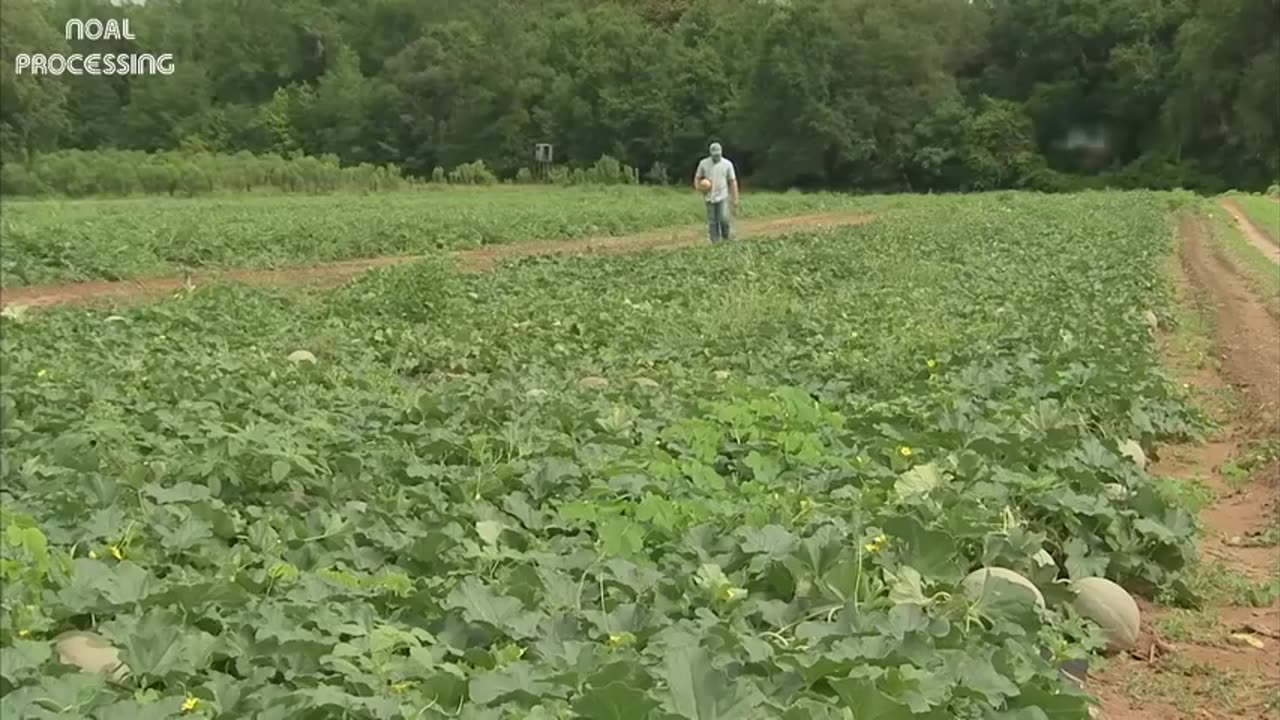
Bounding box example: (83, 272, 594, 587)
(693, 142, 739, 243)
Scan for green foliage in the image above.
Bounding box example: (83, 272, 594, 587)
(545, 155, 640, 186)
(0, 0, 69, 161)
(646, 161, 671, 185)
(0, 192, 1203, 716)
(447, 160, 498, 186)
(1, 149, 411, 197)
(0, 186, 881, 286)
(332, 255, 459, 324)
(0, 0, 1274, 192)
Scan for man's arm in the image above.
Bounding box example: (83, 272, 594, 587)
(729, 163, 740, 206)
(692, 161, 705, 191)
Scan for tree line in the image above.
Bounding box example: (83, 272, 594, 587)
(0, 149, 655, 196)
(1, 0, 1276, 195)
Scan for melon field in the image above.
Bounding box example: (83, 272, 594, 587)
(0, 190, 1236, 718)
(0, 188, 886, 288)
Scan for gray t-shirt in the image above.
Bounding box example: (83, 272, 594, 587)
(695, 157, 736, 203)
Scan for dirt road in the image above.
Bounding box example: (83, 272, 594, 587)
(1218, 198, 1280, 264)
(0, 211, 872, 311)
(1094, 213, 1280, 719)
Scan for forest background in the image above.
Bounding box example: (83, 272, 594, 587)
(1, 0, 1276, 196)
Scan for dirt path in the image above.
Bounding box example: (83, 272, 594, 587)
(1219, 198, 1280, 264)
(1093, 213, 1280, 719)
(0, 211, 873, 311)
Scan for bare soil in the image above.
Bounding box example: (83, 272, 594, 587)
(1219, 199, 1280, 264)
(1093, 213, 1280, 719)
(0, 211, 873, 311)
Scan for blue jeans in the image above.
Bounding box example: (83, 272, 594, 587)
(706, 199, 731, 243)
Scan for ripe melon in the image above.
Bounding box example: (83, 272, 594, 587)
(961, 567, 1046, 610)
(54, 631, 130, 682)
(1072, 577, 1140, 652)
(1142, 310, 1159, 333)
(1118, 439, 1147, 470)
(698, 178, 712, 192)
(578, 376, 609, 390)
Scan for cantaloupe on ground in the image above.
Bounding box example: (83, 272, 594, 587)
(54, 631, 130, 682)
(961, 567, 1046, 610)
(578, 376, 609, 390)
(1071, 577, 1140, 652)
(1118, 439, 1147, 470)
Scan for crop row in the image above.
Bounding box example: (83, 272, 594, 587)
(0, 191, 1201, 718)
(0, 188, 883, 288)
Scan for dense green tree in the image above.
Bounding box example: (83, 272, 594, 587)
(0, 0, 1275, 192)
(1159, 0, 1279, 188)
(0, 0, 70, 161)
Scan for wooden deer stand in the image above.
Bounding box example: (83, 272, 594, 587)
(534, 143, 553, 181)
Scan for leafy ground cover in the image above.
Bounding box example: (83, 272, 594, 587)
(0, 192, 1208, 719)
(0, 187, 888, 288)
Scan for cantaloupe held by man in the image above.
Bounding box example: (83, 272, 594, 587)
(693, 142, 740, 244)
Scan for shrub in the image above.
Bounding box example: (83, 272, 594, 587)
(2, 149, 412, 197)
(0, 163, 45, 195)
(543, 155, 640, 186)
(447, 160, 497, 185)
(645, 161, 670, 185)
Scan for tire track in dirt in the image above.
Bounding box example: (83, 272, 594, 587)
(0, 211, 873, 311)
(1094, 213, 1280, 720)
(1186, 212, 1280, 427)
(1219, 198, 1280, 264)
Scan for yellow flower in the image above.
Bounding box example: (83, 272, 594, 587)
(926, 359, 937, 369)
(607, 632, 636, 649)
(898, 446, 913, 458)
(390, 681, 414, 694)
(88, 550, 99, 560)
(36, 369, 48, 378)
(718, 586, 748, 603)
(863, 534, 889, 553)
(108, 545, 124, 561)
(17, 629, 31, 638)
(181, 696, 200, 713)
